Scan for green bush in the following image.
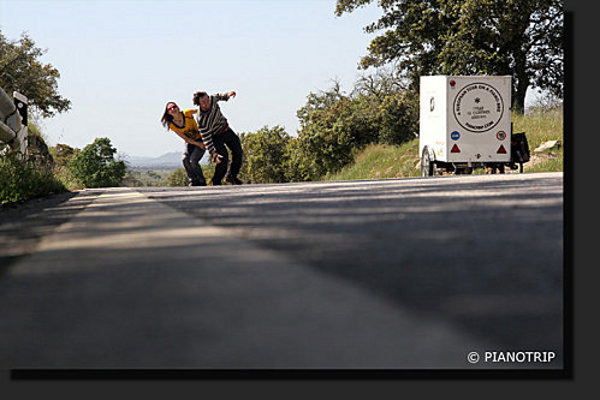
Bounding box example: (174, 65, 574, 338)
(240, 126, 291, 184)
(1, 151, 65, 205)
(283, 136, 316, 182)
(68, 138, 126, 188)
(377, 92, 419, 146)
(296, 96, 363, 178)
(294, 81, 419, 180)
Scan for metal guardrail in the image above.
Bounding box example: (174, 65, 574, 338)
(0, 87, 28, 156)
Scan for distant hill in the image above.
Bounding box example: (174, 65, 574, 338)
(124, 151, 208, 169)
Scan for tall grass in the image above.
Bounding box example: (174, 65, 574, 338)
(52, 164, 83, 190)
(326, 140, 420, 181)
(514, 106, 563, 173)
(513, 106, 563, 150)
(1, 152, 66, 206)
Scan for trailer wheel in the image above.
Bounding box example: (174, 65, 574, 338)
(421, 147, 434, 177)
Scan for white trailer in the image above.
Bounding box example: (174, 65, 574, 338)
(419, 75, 529, 176)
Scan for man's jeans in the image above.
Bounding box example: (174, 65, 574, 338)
(211, 128, 243, 185)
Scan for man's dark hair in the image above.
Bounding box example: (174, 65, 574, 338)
(192, 91, 208, 105)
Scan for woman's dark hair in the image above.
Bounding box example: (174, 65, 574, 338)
(192, 91, 208, 106)
(161, 101, 177, 128)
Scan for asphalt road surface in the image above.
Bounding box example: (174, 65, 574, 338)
(0, 172, 563, 370)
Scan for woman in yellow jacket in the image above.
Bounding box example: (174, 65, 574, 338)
(161, 101, 207, 186)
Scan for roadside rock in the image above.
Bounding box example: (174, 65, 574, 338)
(534, 140, 561, 153)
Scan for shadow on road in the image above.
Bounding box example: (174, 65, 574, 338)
(144, 176, 564, 355)
(0, 190, 101, 276)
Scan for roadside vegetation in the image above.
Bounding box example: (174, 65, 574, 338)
(512, 105, 563, 173)
(1, 134, 128, 206)
(162, 163, 216, 187)
(1, 32, 127, 206)
(326, 141, 421, 181)
(0, 151, 65, 205)
(327, 105, 563, 181)
(122, 168, 173, 187)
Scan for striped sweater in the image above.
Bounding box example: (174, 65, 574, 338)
(196, 93, 232, 155)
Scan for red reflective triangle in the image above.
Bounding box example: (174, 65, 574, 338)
(451, 144, 461, 153)
(497, 145, 507, 154)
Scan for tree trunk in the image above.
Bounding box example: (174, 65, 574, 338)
(511, 37, 529, 114)
(510, 8, 533, 115)
(513, 74, 528, 114)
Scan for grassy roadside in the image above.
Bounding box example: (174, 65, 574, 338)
(512, 107, 563, 173)
(1, 152, 66, 206)
(327, 107, 563, 181)
(325, 140, 421, 181)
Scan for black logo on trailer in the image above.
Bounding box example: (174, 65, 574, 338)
(453, 82, 504, 133)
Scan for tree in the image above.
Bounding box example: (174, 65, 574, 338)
(353, 69, 419, 145)
(296, 88, 363, 177)
(69, 138, 126, 188)
(335, 0, 563, 113)
(51, 143, 80, 168)
(0, 31, 71, 118)
(240, 126, 291, 184)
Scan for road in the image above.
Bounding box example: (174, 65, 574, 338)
(0, 172, 563, 370)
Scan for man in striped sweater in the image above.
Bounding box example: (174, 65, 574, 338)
(193, 90, 244, 185)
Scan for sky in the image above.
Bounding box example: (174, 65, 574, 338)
(0, 0, 385, 158)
